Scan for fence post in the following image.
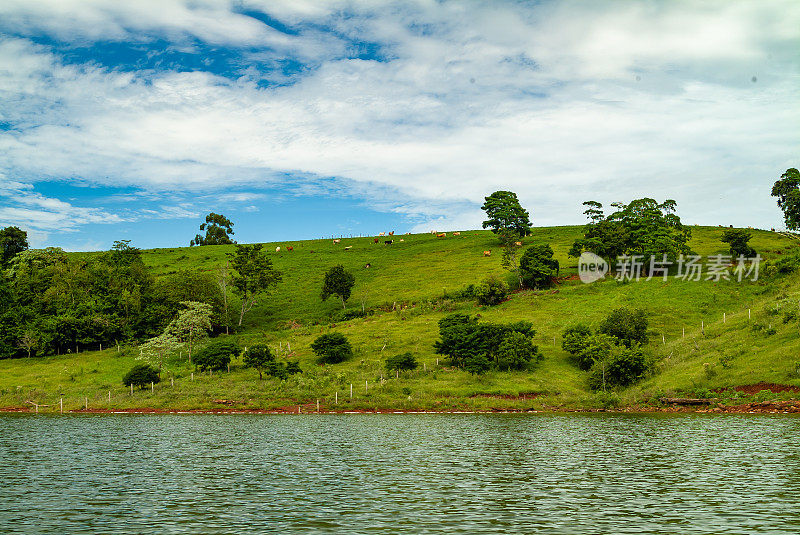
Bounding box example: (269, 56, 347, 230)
(317, 399, 320, 413)
(335, 391, 338, 404)
(85, 397, 88, 410)
(151, 382, 154, 393)
(130, 383, 133, 395)
(191, 372, 194, 381)
(171, 377, 174, 387)
(365, 380, 368, 393)
(682, 327, 685, 338)
(108, 390, 111, 403)
(723, 312, 726, 323)
(350, 384, 353, 398)
(60, 397, 63, 414)
(748, 308, 751, 320)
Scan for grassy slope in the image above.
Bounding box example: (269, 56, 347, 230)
(3, 226, 800, 412)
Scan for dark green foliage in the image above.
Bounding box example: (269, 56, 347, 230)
(0, 226, 28, 266)
(598, 307, 649, 347)
(768, 252, 800, 276)
(123, 364, 161, 388)
(310, 332, 353, 364)
(481, 191, 532, 237)
(721, 229, 756, 258)
(569, 333, 618, 371)
(386, 352, 418, 372)
(519, 243, 559, 288)
(243, 343, 274, 379)
(569, 198, 691, 264)
(285, 361, 302, 375)
(190, 212, 236, 246)
(587, 344, 649, 390)
(321, 265, 355, 308)
(434, 314, 537, 373)
(194, 339, 241, 371)
(561, 324, 592, 356)
(771, 168, 800, 230)
(475, 275, 508, 306)
(332, 308, 369, 321)
(496, 331, 542, 370)
(149, 270, 225, 334)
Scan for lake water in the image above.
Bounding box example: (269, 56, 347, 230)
(1, 413, 799, 534)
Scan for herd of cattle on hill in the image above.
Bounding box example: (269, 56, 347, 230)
(271, 230, 493, 256)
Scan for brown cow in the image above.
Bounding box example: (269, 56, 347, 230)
(515, 241, 522, 246)
(453, 231, 461, 236)
(287, 246, 294, 251)
(333, 239, 341, 244)
(374, 237, 380, 243)
(437, 233, 446, 238)
(483, 250, 491, 257)
(389, 231, 394, 236)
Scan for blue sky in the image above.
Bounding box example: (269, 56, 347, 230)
(0, 1, 798, 250)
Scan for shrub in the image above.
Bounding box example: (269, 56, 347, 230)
(721, 228, 756, 258)
(333, 308, 368, 322)
(195, 339, 240, 371)
(571, 333, 618, 371)
(519, 243, 559, 289)
(243, 344, 274, 379)
(286, 361, 302, 375)
(386, 352, 418, 372)
(475, 276, 509, 306)
(561, 324, 592, 355)
(123, 364, 160, 388)
(496, 331, 542, 370)
(463, 354, 491, 375)
(587, 344, 649, 390)
(310, 333, 353, 364)
(598, 307, 648, 347)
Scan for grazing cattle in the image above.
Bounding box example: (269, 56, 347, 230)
(453, 231, 461, 236)
(374, 237, 380, 243)
(275, 246, 281, 252)
(771, 228, 776, 232)
(333, 239, 341, 244)
(287, 246, 294, 251)
(389, 231, 394, 236)
(437, 233, 446, 238)
(515, 241, 522, 246)
(365, 263, 371, 268)
(399, 239, 404, 242)
(483, 250, 491, 257)
(344, 246, 352, 251)
(379, 232, 385, 236)
(384, 240, 393, 245)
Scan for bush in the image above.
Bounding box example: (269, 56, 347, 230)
(123, 364, 160, 388)
(519, 243, 559, 289)
(598, 307, 648, 347)
(721, 229, 756, 258)
(561, 324, 592, 355)
(243, 344, 274, 379)
(571, 333, 618, 371)
(195, 339, 241, 371)
(386, 352, 418, 372)
(310, 333, 353, 364)
(475, 276, 509, 306)
(496, 331, 542, 370)
(587, 344, 649, 390)
(332, 308, 368, 322)
(463, 354, 491, 375)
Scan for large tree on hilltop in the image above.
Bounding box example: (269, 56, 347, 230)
(0, 226, 28, 266)
(771, 168, 800, 230)
(190, 213, 236, 246)
(481, 191, 532, 238)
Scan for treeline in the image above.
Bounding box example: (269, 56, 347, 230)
(0, 240, 225, 359)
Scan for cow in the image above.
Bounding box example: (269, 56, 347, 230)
(344, 246, 352, 251)
(333, 239, 341, 244)
(384, 240, 393, 245)
(374, 237, 380, 243)
(379, 232, 385, 236)
(399, 239, 405, 242)
(515, 241, 522, 246)
(483, 250, 491, 257)
(365, 263, 371, 269)
(287, 246, 294, 251)
(275, 246, 281, 252)
(389, 231, 394, 236)
(437, 233, 446, 238)
(453, 231, 461, 236)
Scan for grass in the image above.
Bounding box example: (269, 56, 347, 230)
(3, 225, 800, 412)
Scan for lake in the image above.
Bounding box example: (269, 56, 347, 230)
(1, 413, 799, 534)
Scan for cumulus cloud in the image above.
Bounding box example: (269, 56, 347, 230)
(0, 0, 798, 237)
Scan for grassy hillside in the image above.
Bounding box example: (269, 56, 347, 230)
(3, 226, 800, 412)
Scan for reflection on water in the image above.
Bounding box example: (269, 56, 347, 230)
(1, 413, 799, 534)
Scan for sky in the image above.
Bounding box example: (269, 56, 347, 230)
(0, 0, 798, 251)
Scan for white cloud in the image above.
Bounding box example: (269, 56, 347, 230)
(0, 0, 798, 236)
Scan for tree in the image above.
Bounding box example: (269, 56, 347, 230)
(138, 332, 181, 374)
(721, 229, 756, 258)
(310, 333, 353, 364)
(321, 265, 355, 309)
(386, 352, 418, 372)
(194, 339, 241, 371)
(500, 230, 524, 287)
(123, 364, 161, 389)
(771, 168, 800, 230)
(168, 301, 213, 364)
(561, 324, 592, 356)
(17, 329, 39, 358)
(519, 244, 559, 289)
(569, 198, 691, 265)
(475, 275, 508, 306)
(190, 212, 236, 246)
(0, 226, 28, 266)
(598, 307, 649, 348)
(227, 244, 282, 326)
(588, 343, 649, 391)
(496, 331, 542, 371)
(481, 191, 532, 237)
(216, 260, 231, 334)
(243, 343, 274, 379)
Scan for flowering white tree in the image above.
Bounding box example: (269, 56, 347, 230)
(168, 301, 213, 364)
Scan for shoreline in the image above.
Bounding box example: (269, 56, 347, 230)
(4, 399, 800, 415)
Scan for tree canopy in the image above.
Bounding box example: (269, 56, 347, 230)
(321, 265, 355, 309)
(519, 243, 559, 289)
(771, 168, 800, 230)
(721, 229, 756, 258)
(481, 191, 532, 237)
(0, 226, 28, 266)
(190, 213, 236, 246)
(227, 244, 282, 326)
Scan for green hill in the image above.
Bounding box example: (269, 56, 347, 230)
(3, 225, 800, 412)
